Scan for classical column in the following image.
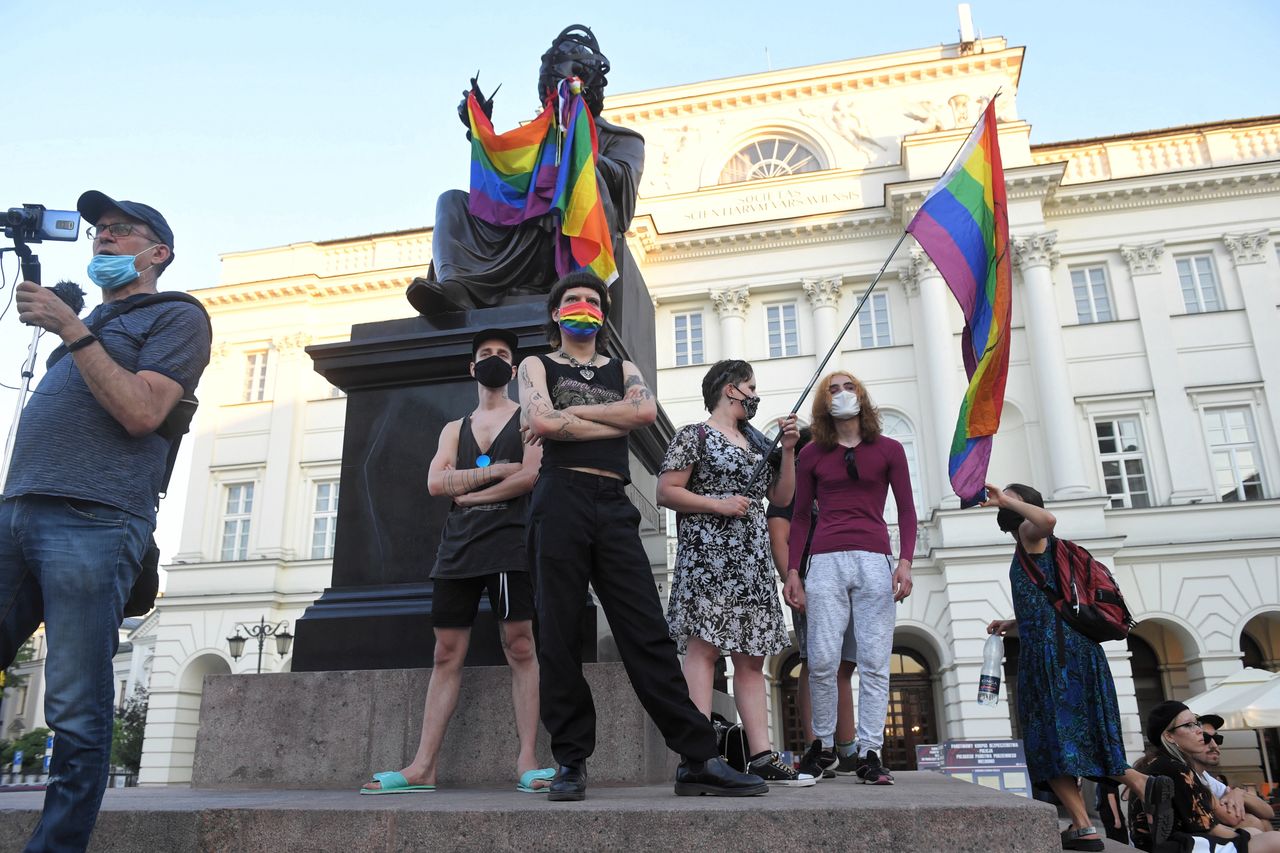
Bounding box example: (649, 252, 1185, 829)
(1122, 241, 1215, 502)
(1012, 231, 1091, 499)
(254, 333, 312, 561)
(1223, 231, 1280, 449)
(902, 246, 960, 505)
(710, 286, 750, 360)
(802, 276, 843, 355)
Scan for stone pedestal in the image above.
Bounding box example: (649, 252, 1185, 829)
(190, 664, 681, 789)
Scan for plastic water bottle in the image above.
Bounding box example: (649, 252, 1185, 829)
(978, 634, 1004, 706)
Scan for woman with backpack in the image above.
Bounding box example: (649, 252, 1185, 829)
(982, 482, 1175, 852)
(657, 359, 812, 788)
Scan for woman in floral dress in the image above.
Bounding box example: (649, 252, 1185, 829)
(657, 359, 808, 787)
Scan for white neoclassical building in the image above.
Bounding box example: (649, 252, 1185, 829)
(119, 31, 1280, 787)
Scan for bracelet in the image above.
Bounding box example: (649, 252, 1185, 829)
(66, 333, 98, 353)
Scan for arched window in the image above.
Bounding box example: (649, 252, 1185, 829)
(719, 136, 822, 184)
(881, 412, 923, 522)
(1127, 634, 1167, 738)
(884, 647, 939, 770)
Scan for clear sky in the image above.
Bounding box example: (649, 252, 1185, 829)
(2, 0, 1277, 562)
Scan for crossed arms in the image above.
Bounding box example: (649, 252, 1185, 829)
(518, 356, 656, 442)
(427, 416, 543, 505)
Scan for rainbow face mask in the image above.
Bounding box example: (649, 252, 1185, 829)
(557, 300, 604, 338)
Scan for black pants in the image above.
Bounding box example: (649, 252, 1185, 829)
(528, 468, 718, 766)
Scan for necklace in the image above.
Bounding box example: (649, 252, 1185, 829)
(559, 350, 599, 381)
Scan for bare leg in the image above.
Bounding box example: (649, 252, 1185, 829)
(730, 652, 771, 756)
(1048, 776, 1097, 837)
(500, 620, 546, 786)
(362, 627, 470, 790)
(835, 660, 857, 746)
(798, 662, 813, 742)
(682, 636, 719, 718)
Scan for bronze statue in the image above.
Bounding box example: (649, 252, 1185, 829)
(407, 25, 645, 316)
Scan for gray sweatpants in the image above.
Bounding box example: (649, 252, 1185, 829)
(806, 549, 895, 755)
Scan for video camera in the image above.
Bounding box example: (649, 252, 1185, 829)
(4, 203, 80, 243)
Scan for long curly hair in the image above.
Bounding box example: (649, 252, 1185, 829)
(810, 369, 881, 450)
(538, 25, 610, 116)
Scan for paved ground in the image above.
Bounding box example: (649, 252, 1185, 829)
(0, 772, 1062, 852)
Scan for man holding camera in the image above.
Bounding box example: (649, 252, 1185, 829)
(1, 191, 210, 851)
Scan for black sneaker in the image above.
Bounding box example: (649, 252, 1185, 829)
(749, 751, 816, 788)
(834, 750, 860, 776)
(855, 750, 894, 785)
(797, 739, 837, 782)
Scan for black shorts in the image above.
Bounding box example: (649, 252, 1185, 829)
(432, 571, 534, 628)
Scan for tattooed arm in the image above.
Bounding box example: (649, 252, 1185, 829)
(518, 356, 627, 442)
(426, 418, 522, 498)
(563, 361, 657, 431)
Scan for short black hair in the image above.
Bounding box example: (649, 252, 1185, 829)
(545, 270, 611, 350)
(701, 359, 753, 413)
(1005, 483, 1044, 508)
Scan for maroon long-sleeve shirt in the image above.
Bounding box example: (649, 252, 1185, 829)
(787, 436, 917, 572)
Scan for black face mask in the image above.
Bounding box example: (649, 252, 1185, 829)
(996, 507, 1024, 533)
(726, 386, 761, 420)
(474, 355, 513, 388)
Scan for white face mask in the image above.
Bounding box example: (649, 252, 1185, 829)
(830, 390, 861, 420)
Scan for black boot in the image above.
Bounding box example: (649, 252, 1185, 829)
(674, 755, 768, 797)
(547, 763, 587, 802)
(405, 277, 468, 316)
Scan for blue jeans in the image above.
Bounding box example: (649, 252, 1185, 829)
(0, 495, 150, 853)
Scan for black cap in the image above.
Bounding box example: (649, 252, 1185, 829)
(471, 328, 519, 359)
(77, 191, 175, 262)
(1145, 700, 1190, 746)
(1198, 713, 1225, 730)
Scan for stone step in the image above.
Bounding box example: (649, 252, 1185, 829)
(0, 772, 1060, 852)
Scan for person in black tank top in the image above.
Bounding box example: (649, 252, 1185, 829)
(517, 271, 768, 801)
(362, 329, 555, 795)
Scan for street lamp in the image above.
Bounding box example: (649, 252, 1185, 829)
(226, 616, 294, 674)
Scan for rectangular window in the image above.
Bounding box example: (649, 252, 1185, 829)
(673, 312, 705, 366)
(1204, 407, 1265, 501)
(1176, 255, 1223, 313)
(1094, 417, 1152, 508)
(243, 351, 269, 402)
(766, 303, 799, 358)
(310, 480, 341, 559)
(858, 292, 892, 347)
(220, 482, 254, 561)
(1070, 266, 1114, 323)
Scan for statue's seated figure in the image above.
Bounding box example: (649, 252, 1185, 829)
(407, 25, 645, 315)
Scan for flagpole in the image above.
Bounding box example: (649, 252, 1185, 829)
(747, 230, 911, 487)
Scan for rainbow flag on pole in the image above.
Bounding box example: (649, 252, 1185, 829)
(465, 79, 618, 284)
(906, 98, 1011, 506)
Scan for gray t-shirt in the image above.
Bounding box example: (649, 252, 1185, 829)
(3, 294, 211, 524)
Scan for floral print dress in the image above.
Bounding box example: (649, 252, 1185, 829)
(1011, 542, 1130, 783)
(662, 424, 789, 657)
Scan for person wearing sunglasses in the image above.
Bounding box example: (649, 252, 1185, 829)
(4, 191, 210, 851)
(782, 371, 915, 786)
(1135, 701, 1280, 851)
(1193, 714, 1276, 833)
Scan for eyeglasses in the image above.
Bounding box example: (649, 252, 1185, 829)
(1168, 720, 1203, 733)
(843, 446, 859, 481)
(87, 223, 154, 240)
(1202, 732, 1224, 746)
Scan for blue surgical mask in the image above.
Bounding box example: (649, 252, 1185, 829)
(87, 246, 157, 290)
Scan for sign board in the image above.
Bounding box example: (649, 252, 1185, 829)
(914, 739, 1033, 799)
(12, 750, 22, 773)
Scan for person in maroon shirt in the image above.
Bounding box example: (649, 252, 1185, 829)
(784, 371, 916, 785)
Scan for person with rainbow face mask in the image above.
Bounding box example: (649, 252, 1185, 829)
(518, 271, 769, 802)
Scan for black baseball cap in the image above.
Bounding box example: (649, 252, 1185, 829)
(471, 328, 519, 359)
(1198, 713, 1225, 730)
(77, 191, 175, 261)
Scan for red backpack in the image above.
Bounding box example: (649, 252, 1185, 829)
(1017, 537, 1135, 644)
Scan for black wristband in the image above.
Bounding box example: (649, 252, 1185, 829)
(66, 333, 98, 353)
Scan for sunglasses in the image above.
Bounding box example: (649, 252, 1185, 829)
(1202, 732, 1224, 746)
(843, 446, 859, 482)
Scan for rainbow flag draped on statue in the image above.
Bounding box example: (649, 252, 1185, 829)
(465, 79, 618, 284)
(906, 98, 1011, 507)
